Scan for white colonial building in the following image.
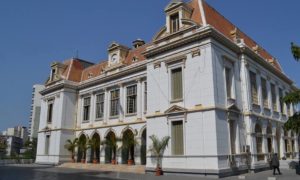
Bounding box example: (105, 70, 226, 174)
(36, 0, 299, 177)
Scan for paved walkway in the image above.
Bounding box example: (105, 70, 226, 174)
(1, 164, 299, 180)
(59, 163, 299, 180)
(59, 162, 145, 174)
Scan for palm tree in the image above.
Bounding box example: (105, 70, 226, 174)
(121, 133, 139, 165)
(77, 138, 88, 163)
(285, 42, 300, 165)
(101, 136, 120, 164)
(64, 138, 78, 163)
(148, 135, 170, 176)
(88, 138, 100, 163)
(291, 42, 300, 61)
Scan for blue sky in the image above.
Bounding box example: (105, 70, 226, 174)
(0, 0, 299, 132)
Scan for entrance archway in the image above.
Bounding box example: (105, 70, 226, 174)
(77, 134, 87, 162)
(140, 129, 147, 165)
(105, 131, 116, 163)
(90, 133, 100, 163)
(122, 129, 135, 164)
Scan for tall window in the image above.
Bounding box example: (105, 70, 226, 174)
(127, 85, 137, 114)
(255, 124, 264, 161)
(271, 84, 277, 111)
(229, 121, 236, 154)
(110, 89, 120, 117)
(96, 94, 104, 119)
(279, 88, 284, 114)
(144, 82, 147, 112)
(170, 13, 179, 33)
(83, 97, 91, 121)
(51, 69, 56, 81)
(261, 78, 268, 108)
(249, 71, 258, 104)
(171, 121, 184, 155)
(171, 68, 183, 101)
(47, 102, 53, 124)
(45, 135, 50, 155)
(225, 67, 233, 99)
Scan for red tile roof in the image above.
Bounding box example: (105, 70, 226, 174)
(55, 0, 284, 84)
(188, 0, 282, 71)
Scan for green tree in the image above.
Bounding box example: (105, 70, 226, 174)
(23, 138, 37, 159)
(120, 133, 139, 165)
(0, 140, 7, 158)
(64, 138, 78, 162)
(283, 43, 300, 133)
(291, 42, 300, 61)
(101, 136, 120, 163)
(148, 135, 170, 176)
(88, 138, 100, 163)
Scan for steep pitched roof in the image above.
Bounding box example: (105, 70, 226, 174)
(187, 0, 282, 72)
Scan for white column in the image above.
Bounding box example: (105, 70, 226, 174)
(90, 94, 95, 125)
(235, 121, 241, 154)
(119, 84, 125, 122)
(100, 144, 105, 164)
(104, 89, 109, 124)
(134, 137, 142, 165)
(279, 127, 286, 159)
(294, 133, 299, 158)
(256, 72, 263, 109)
(241, 57, 252, 111)
(137, 79, 143, 120)
(272, 123, 278, 154)
(262, 123, 268, 161)
(116, 140, 123, 164)
(266, 78, 271, 109)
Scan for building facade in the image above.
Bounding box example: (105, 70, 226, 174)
(29, 84, 45, 140)
(36, 0, 299, 177)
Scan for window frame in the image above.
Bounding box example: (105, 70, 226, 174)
(126, 85, 137, 115)
(47, 100, 54, 124)
(170, 67, 183, 102)
(170, 12, 180, 33)
(249, 71, 258, 105)
(171, 120, 184, 156)
(95, 93, 105, 120)
(271, 83, 277, 112)
(110, 89, 120, 117)
(83, 97, 91, 122)
(261, 77, 269, 108)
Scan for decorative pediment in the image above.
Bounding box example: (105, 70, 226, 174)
(165, 105, 187, 114)
(227, 104, 241, 113)
(227, 104, 241, 121)
(153, 26, 167, 41)
(165, 0, 184, 12)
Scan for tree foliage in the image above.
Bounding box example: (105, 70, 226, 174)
(283, 42, 300, 133)
(23, 138, 37, 159)
(148, 135, 170, 168)
(291, 42, 300, 61)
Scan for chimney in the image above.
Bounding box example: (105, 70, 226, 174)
(132, 39, 145, 48)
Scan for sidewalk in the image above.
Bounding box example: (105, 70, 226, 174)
(58, 163, 299, 180)
(59, 163, 145, 174)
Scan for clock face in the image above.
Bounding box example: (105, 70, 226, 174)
(111, 54, 118, 64)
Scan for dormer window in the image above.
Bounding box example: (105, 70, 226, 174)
(132, 57, 138, 63)
(51, 69, 56, 81)
(170, 13, 180, 33)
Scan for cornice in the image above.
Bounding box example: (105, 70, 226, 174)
(78, 62, 147, 90)
(144, 25, 294, 86)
